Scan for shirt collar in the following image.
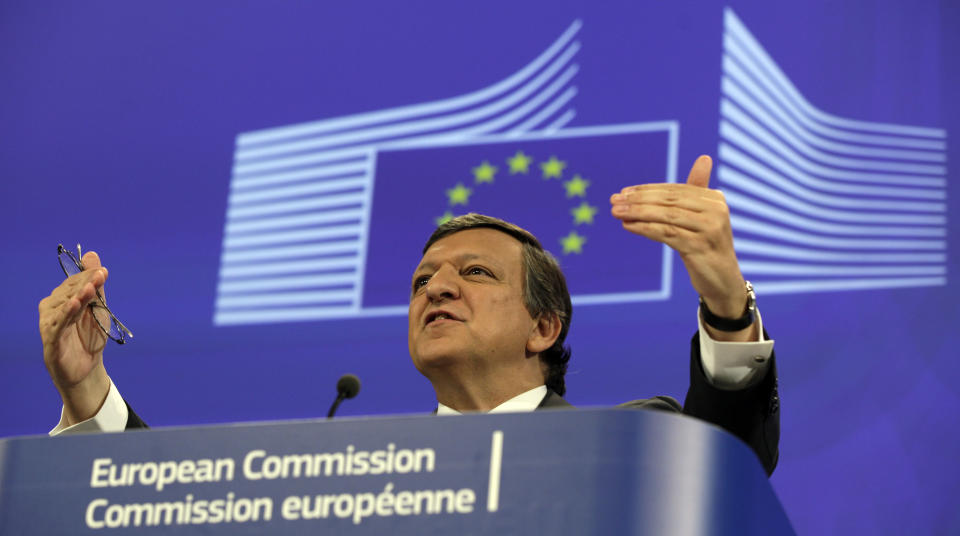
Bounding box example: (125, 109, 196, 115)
(436, 385, 547, 415)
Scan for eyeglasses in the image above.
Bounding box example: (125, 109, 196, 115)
(57, 244, 134, 344)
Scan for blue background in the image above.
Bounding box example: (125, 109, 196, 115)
(1, 1, 957, 534)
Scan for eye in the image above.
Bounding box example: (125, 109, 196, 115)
(412, 275, 431, 291)
(465, 266, 492, 277)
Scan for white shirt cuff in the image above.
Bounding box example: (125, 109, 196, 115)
(48, 377, 129, 436)
(697, 307, 775, 390)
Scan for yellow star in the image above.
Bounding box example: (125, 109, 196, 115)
(541, 156, 566, 179)
(560, 231, 586, 254)
(571, 202, 598, 225)
(446, 183, 472, 206)
(472, 161, 497, 184)
(435, 211, 454, 226)
(563, 175, 590, 198)
(507, 151, 532, 174)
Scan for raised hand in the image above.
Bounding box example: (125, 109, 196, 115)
(38, 251, 112, 425)
(610, 155, 755, 339)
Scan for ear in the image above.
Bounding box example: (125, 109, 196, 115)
(526, 312, 563, 355)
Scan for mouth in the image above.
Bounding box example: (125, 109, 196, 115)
(424, 310, 462, 326)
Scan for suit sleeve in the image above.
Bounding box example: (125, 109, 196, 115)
(683, 331, 780, 476)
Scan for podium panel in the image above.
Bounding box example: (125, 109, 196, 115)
(0, 409, 793, 534)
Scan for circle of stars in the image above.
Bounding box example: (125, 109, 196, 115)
(437, 150, 597, 255)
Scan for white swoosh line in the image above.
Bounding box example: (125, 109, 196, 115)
(719, 144, 945, 208)
(222, 241, 361, 264)
(730, 215, 945, 250)
(721, 102, 945, 177)
(721, 42, 947, 150)
(719, 167, 945, 223)
(217, 273, 360, 294)
(233, 147, 372, 177)
(721, 73, 945, 161)
(225, 208, 366, 235)
(414, 74, 578, 143)
(231, 161, 371, 191)
(227, 192, 368, 221)
(219, 256, 360, 279)
(739, 262, 945, 276)
(236, 21, 583, 147)
(217, 290, 358, 309)
(508, 86, 579, 136)
(234, 44, 581, 161)
(734, 239, 946, 264)
(215, 307, 367, 324)
(724, 8, 946, 138)
(751, 277, 946, 295)
(724, 192, 944, 237)
(223, 224, 361, 249)
(546, 110, 577, 132)
(228, 177, 368, 205)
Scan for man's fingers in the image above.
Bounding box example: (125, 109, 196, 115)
(40, 295, 83, 346)
(611, 203, 707, 233)
(610, 188, 713, 212)
(61, 268, 108, 298)
(39, 269, 107, 344)
(45, 283, 93, 322)
(46, 271, 104, 310)
(617, 183, 724, 202)
(81, 251, 103, 270)
(80, 252, 108, 296)
(620, 220, 691, 250)
(685, 154, 713, 189)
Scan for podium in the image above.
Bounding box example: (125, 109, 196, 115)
(0, 409, 793, 534)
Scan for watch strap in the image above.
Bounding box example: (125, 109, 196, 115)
(700, 281, 756, 332)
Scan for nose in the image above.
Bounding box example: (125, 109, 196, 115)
(425, 265, 460, 302)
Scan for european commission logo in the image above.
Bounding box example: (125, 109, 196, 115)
(213, 21, 678, 325)
(213, 10, 947, 326)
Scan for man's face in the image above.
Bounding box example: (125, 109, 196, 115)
(408, 228, 538, 375)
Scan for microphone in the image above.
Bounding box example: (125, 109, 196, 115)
(327, 374, 361, 419)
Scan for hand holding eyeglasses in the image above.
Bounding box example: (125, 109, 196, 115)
(38, 246, 118, 426)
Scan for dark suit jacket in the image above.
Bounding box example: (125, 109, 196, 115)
(536, 332, 780, 476)
(124, 333, 779, 475)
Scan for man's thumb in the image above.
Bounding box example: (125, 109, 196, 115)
(686, 155, 713, 188)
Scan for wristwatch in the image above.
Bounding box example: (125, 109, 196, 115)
(699, 281, 756, 332)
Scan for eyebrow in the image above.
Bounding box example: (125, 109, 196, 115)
(413, 253, 501, 275)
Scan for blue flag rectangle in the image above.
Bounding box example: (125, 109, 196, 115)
(362, 124, 678, 309)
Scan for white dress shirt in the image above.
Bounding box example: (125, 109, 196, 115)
(437, 385, 549, 415)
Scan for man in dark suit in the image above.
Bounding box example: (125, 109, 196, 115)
(39, 155, 778, 474)
(412, 208, 777, 475)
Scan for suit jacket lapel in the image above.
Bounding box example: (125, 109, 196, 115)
(537, 389, 575, 410)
